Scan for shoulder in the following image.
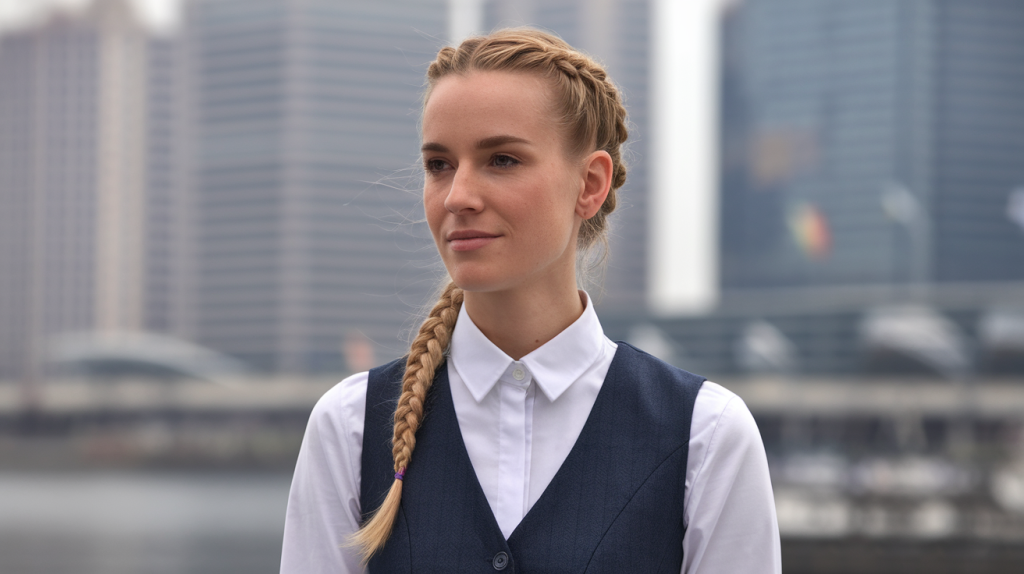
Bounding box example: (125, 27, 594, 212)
(692, 381, 762, 453)
(687, 381, 766, 494)
(309, 357, 406, 426)
(305, 370, 370, 446)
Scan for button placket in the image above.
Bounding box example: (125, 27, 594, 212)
(495, 362, 531, 537)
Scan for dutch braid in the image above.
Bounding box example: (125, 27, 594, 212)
(353, 28, 628, 560)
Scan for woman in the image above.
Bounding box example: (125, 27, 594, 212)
(281, 29, 780, 573)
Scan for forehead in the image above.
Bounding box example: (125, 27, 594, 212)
(422, 71, 560, 144)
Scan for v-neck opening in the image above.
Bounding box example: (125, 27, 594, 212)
(505, 344, 629, 541)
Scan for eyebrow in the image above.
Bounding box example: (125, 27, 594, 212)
(421, 134, 531, 154)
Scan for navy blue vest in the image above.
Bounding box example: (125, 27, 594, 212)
(360, 343, 705, 573)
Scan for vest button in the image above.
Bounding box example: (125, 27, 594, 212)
(492, 551, 509, 570)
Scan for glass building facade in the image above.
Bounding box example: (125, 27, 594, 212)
(0, 0, 153, 380)
(720, 0, 1024, 291)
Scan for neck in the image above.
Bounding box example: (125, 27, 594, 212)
(462, 280, 585, 361)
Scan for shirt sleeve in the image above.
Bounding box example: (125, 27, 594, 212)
(681, 381, 782, 574)
(280, 372, 369, 574)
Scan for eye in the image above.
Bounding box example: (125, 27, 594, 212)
(424, 158, 449, 173)
(491, 154, 520, 169)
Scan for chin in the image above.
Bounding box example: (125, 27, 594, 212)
(450, 277, 507, 294)
(447, 267, 515, 294)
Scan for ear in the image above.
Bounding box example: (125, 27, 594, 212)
(575, 150, 613, 220)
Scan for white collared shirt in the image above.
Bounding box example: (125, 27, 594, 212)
(281, 296, 782, 573)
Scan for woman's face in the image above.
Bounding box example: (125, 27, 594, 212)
(422, 71, 583, 294)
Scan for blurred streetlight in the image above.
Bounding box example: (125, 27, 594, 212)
(880, 182, 931, 294)
(735, 320, 799, 374)
(859, 305, 971, 379)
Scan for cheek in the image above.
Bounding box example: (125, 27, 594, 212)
(423, 187, 446, 237)
(525, 181, 580, 250)
(549, 174, 583, 235)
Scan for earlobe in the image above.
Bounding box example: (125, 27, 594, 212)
(576, 150, 613, 219)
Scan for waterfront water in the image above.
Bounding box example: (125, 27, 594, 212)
(0, 471, 292, 574)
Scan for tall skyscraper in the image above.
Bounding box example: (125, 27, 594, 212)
(184, 0, 448, 373)
(0, 0, 163, 381)
(143, 26, 193, 339)
(719, 0, 1024, 292)
(483, 0, 651, 315)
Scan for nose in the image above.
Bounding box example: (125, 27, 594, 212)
(443, 166, 485, 215)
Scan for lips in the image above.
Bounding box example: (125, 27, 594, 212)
(446, 229, 500, 252)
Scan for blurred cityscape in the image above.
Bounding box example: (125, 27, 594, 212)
(1, 0, 1024, 572)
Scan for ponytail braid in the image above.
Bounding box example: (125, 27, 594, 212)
(351, 281, 463, 560)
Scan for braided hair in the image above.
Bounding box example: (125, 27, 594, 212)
(351, 28, 629, 560)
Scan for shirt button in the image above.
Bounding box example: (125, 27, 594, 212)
(492, 551, 509, 570)
(512, 368, 525, 381)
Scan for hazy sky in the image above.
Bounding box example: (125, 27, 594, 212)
(0, 0, 179, 32)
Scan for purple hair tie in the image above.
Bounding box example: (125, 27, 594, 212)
(395, 467, 406, 481)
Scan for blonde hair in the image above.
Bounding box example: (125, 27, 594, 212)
(351, 28, 629, 561)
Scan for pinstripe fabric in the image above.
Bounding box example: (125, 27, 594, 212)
(361, 343, 704, 573)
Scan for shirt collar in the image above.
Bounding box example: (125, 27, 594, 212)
(449, 291, 607, 403)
